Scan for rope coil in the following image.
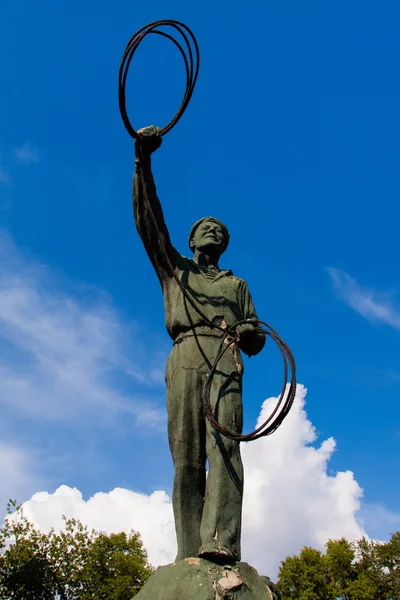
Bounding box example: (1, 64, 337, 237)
(119, 20, 297, 441)
(202, 321, 296, 441)
(119, 20, 199, 139)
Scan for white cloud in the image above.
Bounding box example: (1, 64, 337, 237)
(241, 385, 365, 576)
(0, 232, 164, 426)
(328, 267, 400, 329)
(14, 385, 378, 580)
(15, 142, 40, 164)
(18, 485, 175, 567)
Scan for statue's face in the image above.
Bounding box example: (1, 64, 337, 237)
(193, 220, 226, 255)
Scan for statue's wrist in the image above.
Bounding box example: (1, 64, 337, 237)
(135, 154, 151, 169)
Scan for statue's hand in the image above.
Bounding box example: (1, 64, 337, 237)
(235, 321, 265, 357)
(135, 126, 162, 158)
(236, 323, 257, 341)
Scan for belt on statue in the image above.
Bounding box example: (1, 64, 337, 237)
(173, 325, 226, 346)
(173, 325, 243, 375)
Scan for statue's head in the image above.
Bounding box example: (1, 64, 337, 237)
(188, 217, 230, 256)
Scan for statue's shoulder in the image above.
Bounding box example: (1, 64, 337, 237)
(229, 273, 243, 282)
(227, 273, 247, 286)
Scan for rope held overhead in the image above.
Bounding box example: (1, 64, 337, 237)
(119, 20, 199, 139)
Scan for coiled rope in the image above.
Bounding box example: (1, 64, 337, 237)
(119, 20, 297, 441)
(119, 20, 199, 139)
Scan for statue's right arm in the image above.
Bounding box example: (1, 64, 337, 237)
(132, 132, 177, 285)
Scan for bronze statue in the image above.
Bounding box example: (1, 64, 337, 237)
(120, 21, 293, 599)
(133, 127, 266, 562)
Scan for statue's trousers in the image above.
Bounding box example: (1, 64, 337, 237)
(165, 331, 244, 562)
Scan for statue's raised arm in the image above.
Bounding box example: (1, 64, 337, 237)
(133, 126, 177, 285)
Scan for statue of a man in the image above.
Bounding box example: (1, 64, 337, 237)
(133, 127, 265, 563)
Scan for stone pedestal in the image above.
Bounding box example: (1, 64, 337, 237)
(134, 557, 280, 599)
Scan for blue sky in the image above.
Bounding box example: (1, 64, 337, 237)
(1, 0, 400, 570)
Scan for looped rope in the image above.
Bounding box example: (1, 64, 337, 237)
(119, 20, 200, 139)
(202, 321, 296, 441)
(119, 21, 297, 441)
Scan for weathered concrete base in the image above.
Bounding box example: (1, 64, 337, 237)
(134, 557, 280, 599)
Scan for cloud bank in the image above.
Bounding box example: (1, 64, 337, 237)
(241, 385, 364, 575)
(16, 386, 366, 579)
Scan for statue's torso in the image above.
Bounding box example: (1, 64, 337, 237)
(163, 254, 245, 341)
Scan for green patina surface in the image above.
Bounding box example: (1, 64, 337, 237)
(134, 558, 281, 600)
(133, 127, 265, 563)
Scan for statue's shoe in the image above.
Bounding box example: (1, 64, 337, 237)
(198, 544, 237, 564)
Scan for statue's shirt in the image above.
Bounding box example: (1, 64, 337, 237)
(132, 158, 263, 343)
(163, 251, 259, 341)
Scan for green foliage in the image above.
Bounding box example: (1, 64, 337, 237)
(277, 546, 332, 600)
(277, 533, 400, 600)
(377, 531, 400, 599)
(0, 500, 153, 599)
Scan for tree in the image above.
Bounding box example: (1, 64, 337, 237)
(0, 500, 152, 599)
(277, 533, 400, 600)
(277, 546, 332, 600)
(376, 531, 400, 600)
(325, 537, 357, 599)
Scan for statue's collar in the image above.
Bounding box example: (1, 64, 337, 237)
(189, 259, 233, 280)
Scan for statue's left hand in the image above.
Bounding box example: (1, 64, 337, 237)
(235, 321, 265, 357)
(236, 323, 257, 341)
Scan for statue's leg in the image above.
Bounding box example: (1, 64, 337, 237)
(199, 370, 244, 561)
(166, 345, 206, 561)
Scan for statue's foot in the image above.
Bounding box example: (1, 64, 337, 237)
(198, 545, 237, 565)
